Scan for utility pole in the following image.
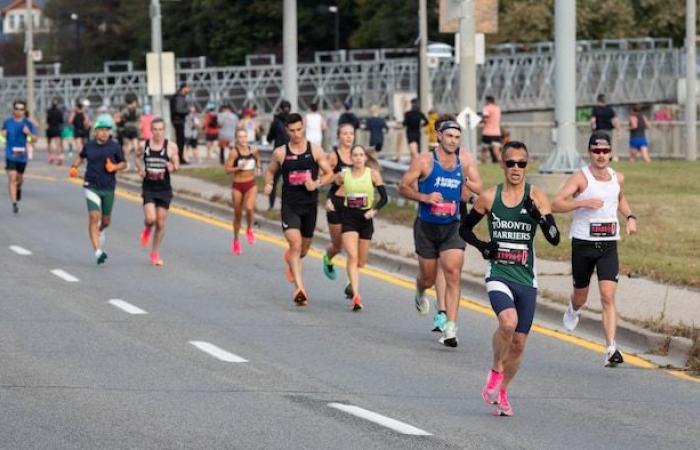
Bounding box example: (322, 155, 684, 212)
(150, 0, 164, 118)
(283, 0, 299, 112)
(540, 0, 581, 173)
(25, 0, 34, 117)
(418, 0, 430, 117)
(458, 0, 477, 153)
(686, 0, 697, 161)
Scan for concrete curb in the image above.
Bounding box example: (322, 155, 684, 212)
(117, 177, 694, 369)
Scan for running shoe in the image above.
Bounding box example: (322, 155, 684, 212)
(414, 289, 429, 315)
(149, 251, 163, 266)
(322, 253, 337, 280)
(293, 288, 308, 306)
(283, 250, 293, 283)
(438, 321, 458, 347)
(246, 228, 256, 245)
(563, 302, 580, 331)
(99, 231, 106, 247)
(351, 294, 363, 312)
(481, 369, 504, 405)
(432, 310, 447, 332)
(493, 389, 514, 417)
(344, 282, 354, 299)
(605, 345, 624, 367)
(140, 226, 152, 247)
(232, 239, 242, 255)
(12, 203, 18, 214)
(96, 249, 108, 265)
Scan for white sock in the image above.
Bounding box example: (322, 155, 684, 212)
(95, 249, 103, 258)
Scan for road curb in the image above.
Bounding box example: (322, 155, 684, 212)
(117, 177, 693, 369)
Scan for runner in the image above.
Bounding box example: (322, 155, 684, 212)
(121, 95, 141, 171)
(69, 100, 91, 153)
(69, 116, 126, 264)
(628, 104, 652, 163)
(217, 104, 238, 165)
(202, 103, 219, 161)
(46, 99, 64, 165)
(134, 118, 179, 266)
(403, 98, 428, 161)
(552, 131, 637, 367)
(305, 102, 326, 147)
(225, 128, 261, 255)
(322, 123, 354, 291)
(459, 140, 561, 416)
(263, 113, 333, 306)
(334, 145, 387, 311)
(184, 106, 201, 163)
(2, 100, 38, 214)
(398, 120, 481, 347)
(480, 96, 502, 163)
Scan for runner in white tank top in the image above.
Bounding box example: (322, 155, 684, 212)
(552, 131, 637, 367)
(305, 103, 325, 146)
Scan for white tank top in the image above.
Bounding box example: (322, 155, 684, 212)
(570, 166, 620, 241)
(305, 113, 323, 145)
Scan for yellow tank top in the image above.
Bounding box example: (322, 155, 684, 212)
(343, 167, 374, 210)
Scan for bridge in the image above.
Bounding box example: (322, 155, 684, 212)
(0, 38, 686, 116)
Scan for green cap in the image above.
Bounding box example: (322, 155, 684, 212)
(93, 115, 114, 130)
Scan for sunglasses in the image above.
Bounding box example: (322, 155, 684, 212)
(504, 160, 528, 168)
(590, 147, 612, 155)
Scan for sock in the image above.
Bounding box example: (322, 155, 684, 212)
(95, 249, 103, 258)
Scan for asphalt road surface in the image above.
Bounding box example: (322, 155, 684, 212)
(0, 171, 698, 449)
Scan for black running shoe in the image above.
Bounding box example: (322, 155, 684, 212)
(605, 348, 624, 367)
(12, 203, 19, 214)
(344, 282, 354, 299)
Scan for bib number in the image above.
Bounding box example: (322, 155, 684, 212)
(346, 194, 368, 209)
(12, 146, 26, 154)
(288, 170, 311, 186)
(146, 168, 166, 181)
(494, 242, 529, 266)
(238, 159, 256, 171)
(429, 201, 457, 217)
(589, 219, 617, 238)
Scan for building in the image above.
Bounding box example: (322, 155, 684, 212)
(1, 0, 49, 36)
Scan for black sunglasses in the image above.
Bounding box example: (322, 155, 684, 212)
(504, 160, 528, 168)
(590, 147, 612, 155)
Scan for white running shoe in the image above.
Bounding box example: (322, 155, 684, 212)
(414, 289, 429, 315)
(563, 302, 580, 331)
(438, 321, 458, 347)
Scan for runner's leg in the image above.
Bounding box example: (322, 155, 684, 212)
(152, 206, 168, 254)
(500, 332, 528, 390)
(599, 280, 618, 347)
(284, 229, 305, 290)
(342, 231, 360, 295)
(232, 189, 243, 240)
(438, 249, 464, 323)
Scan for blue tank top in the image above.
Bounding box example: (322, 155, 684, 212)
(417, 150, 463, 224)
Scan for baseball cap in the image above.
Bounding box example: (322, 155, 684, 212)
(588, 131, 611, 149)
(94, 116, 114, 130)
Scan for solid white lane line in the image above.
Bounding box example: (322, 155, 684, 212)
(189, 341, 248, 363)
(50, 269, 79, 283)
(108, 299, 148, 315)
(327, 403, 432, 436)
(9, 245, 32, 256)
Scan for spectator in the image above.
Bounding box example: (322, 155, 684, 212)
(628, 104, 652, 163)
(239, 107, 258, 144)
(326, 100, 342, 150)
(184, 106, 201, 163)
(140, 104, 154, 143)
(217, 103, 239, 164)
(365, 104, 388, 153)
(265, 99, 291, 209)
(590, 93, 619, 139)
(170, 83, 191, 164)
(46, 99, 64, 165)
(403, 98, 427, 161)
(305, 102, 326, 146)
(202, 103, 219, 161)
(425, 109, 439, 150)
(338, 100, 360, 130)
(480, 95, 502, 163)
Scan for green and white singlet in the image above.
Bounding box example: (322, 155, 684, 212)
(487, 183, 539, 288)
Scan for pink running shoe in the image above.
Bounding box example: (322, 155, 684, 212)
(140, 227, 152, 247)
(481, 369, 504, 405)
(232, 239, 242, 255)
(493, 389, 513, 417)
(246, 228, 256, 245)
(149, 251, 163, 266)
(351, 294, 363, 312)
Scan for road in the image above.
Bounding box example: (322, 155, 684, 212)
(0, 169, 698, 449)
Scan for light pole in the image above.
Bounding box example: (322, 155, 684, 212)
(283, 0, 298, 112)
(25, 0, 34, 117)
(328, 5, 339, 51)
(70, 13, 80, 71)
(150, 0, 165, 118)
(686, 0, 697, 161)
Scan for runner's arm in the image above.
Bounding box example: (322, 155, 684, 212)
(551, 172, 589, 212)
(313, 145, 334, 187)
(528, 186, 560, 246)
(134, 141, 145, 175)
(263, 146, 284, 194)
(224, 148, 238, 174)
(459, 190, 497, 259)
(168, 141, 180, 172)
(461, 150, 483, 195)
(398, 155, 427, 202)
(616, 172, 637, 235)
(371, 169, 388, 210)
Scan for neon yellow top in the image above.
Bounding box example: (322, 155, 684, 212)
(343, 167, 374, 210)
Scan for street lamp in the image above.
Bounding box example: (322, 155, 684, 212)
(70, 13, 80, 71)
(328, 5, 339, 50)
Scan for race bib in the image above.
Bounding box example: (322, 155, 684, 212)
(12, 146, 26, 154)
(238, 159, 256, 171)
(288, 170, 311, 185)
(146, 168, 166, 180)
(494, 242, 529, 266)
(346, 193, 368, 209)
(429, 201, 457, 217)
(589, 219, 617, 238)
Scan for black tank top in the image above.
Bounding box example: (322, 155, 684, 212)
(630, 113, 646, 139)
(142, 139, 172, 192)
(73, 111, 86, 130)
(281, 141, 319, 207)
(329, 147, 352, 197)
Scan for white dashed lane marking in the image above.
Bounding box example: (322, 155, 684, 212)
(9, 245, 32, 255)
(327, 403, 432, 436)
(108, 299, 148, 315)
(189, 341, 248, 363)
(50, 269, 79, 283)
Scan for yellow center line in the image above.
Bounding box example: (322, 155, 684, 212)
(49, 176, 700, 384)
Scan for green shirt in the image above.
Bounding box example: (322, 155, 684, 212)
(487, 183, 539, 288)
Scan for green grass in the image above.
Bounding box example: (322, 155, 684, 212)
(179, 162, 700, 287)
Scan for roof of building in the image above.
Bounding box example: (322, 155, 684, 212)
(1, 0, 47, 14)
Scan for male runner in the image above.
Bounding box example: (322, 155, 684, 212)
(459, 141, 561, 416)
(264, 113, 333, 305)
(480, 96, 502, 163)
(135, 118, 179, 266)
(552, 131, 637, 367)
(398, 120, 481, 347)
(69, 116, 126, 264)
(2, 100, 38, 214)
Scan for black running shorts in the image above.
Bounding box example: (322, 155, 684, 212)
(326, 193, 344, 225)
(413, 218, 465, 259)
(341, 208, 374, 240)
(143, 190, 173, 209)
(571, 238, 619, 288)
(5, 160, 27, 174)
(281, 203, 317, 238)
